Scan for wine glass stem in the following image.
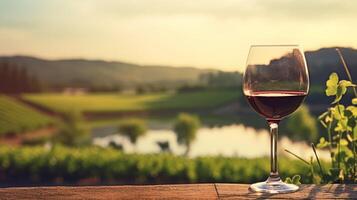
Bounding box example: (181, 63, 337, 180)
(268, 122, 281, 183)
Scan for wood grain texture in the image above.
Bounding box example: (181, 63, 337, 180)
(0, 184, 355, 200)
(0, 184, 218, 200)
(215, 184, 357, 199)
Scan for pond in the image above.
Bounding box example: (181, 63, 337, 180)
(92, 124, 329, 159)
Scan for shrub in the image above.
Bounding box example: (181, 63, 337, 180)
(118, 119, 147, 144)
(53, 111, 90, 147)
(285, 104, 318, 142)
(173, 113, 201, 155)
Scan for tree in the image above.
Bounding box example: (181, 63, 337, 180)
(285, 104, 318, 142)
(173, 113, 201, 156)
(53, 111, 90, 146)
(118, 119, 147, 145)
(0, 62, 44, 93)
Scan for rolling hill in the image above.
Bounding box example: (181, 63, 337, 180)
(0, 47, 356, 90)
(0, 56, 216, 89)
(305, 47, 357, 85)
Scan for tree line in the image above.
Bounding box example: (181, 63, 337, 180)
(0, 61, 243, 94)
(0, 62, 43, 94)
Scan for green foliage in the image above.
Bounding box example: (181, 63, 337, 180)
(285, 105, 318, 142)
(325, 72, 356, 104)
(24, 89, 240, 113)
(174, 113, 201, 155)
(284, 175, 301, 185)
(53, 111, 90, 147)
(0, 95, 54, 135)
(318, 72, 356, 183)
(325, 73, 339, 96)
(0, 145, 310, 184)
(118, 119, 147, 144)
(287, 66, 357, 183)
(352, 98, 357, 105)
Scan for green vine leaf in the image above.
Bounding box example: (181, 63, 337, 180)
(339, 169, 345, 181)
(330, 80, 356, 104)
(353, 98, 357, 105)
(326, 73, 339, 96)
(292, 175, 302, 185)
(335, 118, 351, 132)
(331, 105, 345, 120)
(284, 177, 292, 184)
(284, 175, 301, 185)
(316, 137, 330, 148)
(325, 115, 333, 123)
(347, 106, 357, 117)
(332, 85, 347, 104)
(340, 139, 349, 146)
(340, 80, 356, 87)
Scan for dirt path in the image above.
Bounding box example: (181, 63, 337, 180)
(0, 126, 57, 146)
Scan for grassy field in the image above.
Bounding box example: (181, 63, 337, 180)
(24, 89, 240, 113)
(0, 95, 55, 135)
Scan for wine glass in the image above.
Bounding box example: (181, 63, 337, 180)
(243, 45, 309, 193)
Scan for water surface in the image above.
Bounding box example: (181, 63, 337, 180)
(93, 124, 329, 159)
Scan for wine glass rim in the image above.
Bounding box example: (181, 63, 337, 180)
(250, 44, 300, 47)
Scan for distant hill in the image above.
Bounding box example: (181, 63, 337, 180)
(0, 47, 356, 90)
(305, 47, 357, 85)
(0, 56, 216, 89)
(304, 47, 357, 105)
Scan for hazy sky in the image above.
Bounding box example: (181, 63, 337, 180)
(1, 0, 357, 71)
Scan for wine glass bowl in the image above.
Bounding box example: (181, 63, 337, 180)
(243, 45, 309, 193)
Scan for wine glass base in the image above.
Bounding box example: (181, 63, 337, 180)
(249, 180, 299, 194)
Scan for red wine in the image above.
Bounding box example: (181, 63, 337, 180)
(245, 91, 307, 122)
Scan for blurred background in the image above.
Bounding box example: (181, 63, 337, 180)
(0, 0, 356, 186)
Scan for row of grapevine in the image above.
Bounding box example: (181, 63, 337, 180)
(0, 95, 55, 135)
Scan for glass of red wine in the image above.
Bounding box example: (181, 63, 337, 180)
(243, 45, 309, 193)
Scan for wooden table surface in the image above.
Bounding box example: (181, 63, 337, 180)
(0, 184, 355, 199)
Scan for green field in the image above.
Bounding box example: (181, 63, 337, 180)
(0, 96, 55, 135)
(24, 90, 240, 113)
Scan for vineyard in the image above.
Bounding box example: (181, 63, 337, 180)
(0, 145, 312, 185)
(24, 89, 240, 113)
(0, 95, 55, 135)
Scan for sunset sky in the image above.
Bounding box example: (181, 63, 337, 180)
(0, 0, 357, 71)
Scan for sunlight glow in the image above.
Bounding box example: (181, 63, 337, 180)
(0, 0, 357, 71)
